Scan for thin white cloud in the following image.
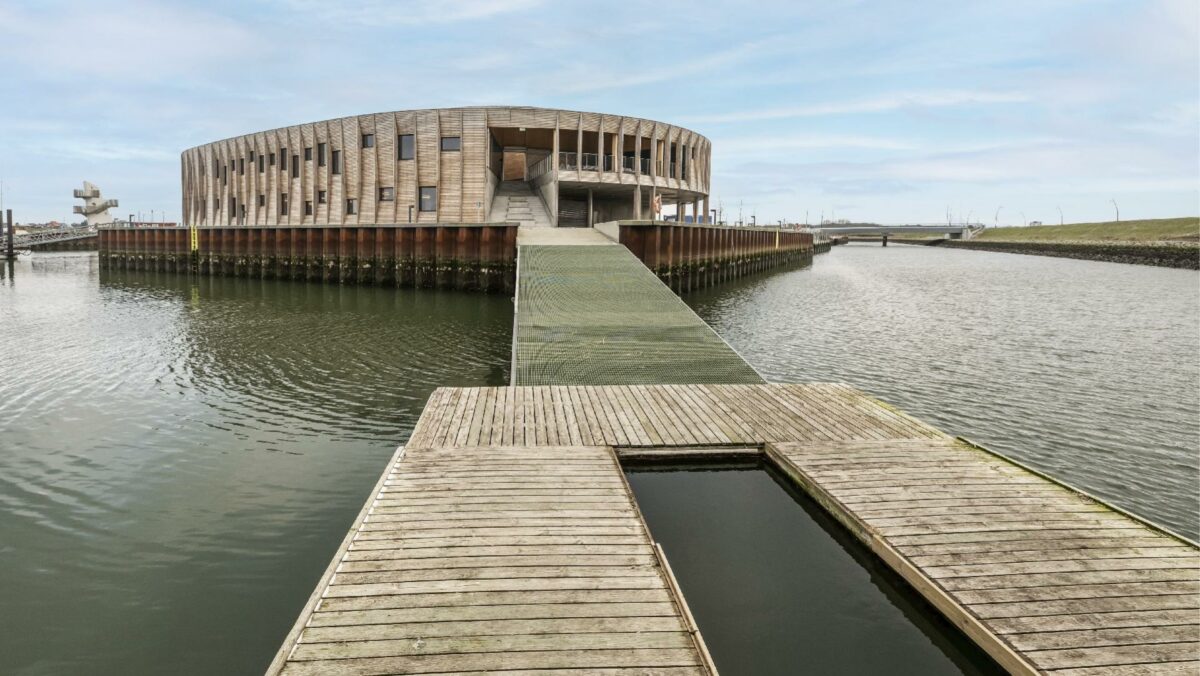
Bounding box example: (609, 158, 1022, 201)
(273, 0, 545, 25)
(719, 133, 918, 155)
(687, 90, 1031, 123)
(5, 1, 261, 81)
(554, 34, 797, 93)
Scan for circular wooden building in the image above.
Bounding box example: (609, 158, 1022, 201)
(181, 106, 711, 228)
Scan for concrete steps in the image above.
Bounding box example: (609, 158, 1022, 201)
(492, 180, 552, 227)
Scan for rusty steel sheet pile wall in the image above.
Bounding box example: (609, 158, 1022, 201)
(618, 222, 814, 293)
(98, 224, 518, 292)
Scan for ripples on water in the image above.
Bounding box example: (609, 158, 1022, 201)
(2, 246, 1198, 674)
(688, 244, 1200, 541)
(0, 253, 511, 675)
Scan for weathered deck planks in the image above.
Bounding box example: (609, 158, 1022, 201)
(267, 441, 713, 675)
(271, 384, 1199, 675)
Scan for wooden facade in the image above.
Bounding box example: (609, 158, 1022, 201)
(181, 107, 712, 228)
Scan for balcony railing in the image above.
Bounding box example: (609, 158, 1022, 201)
(557, 152, 667, 178)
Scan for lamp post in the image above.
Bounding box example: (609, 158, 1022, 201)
(1057, 206, 1064, 226)
(1111, 199, 1119, 222)
(994, 206, 1002, 227)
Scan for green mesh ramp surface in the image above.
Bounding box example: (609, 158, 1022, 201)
(513, 244, 765, 386)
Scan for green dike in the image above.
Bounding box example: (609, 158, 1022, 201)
(975, 217, 1199, 243)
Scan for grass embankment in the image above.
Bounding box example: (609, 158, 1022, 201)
(975, 218, 1199, 243)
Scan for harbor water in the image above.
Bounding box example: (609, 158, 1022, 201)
(1, 244, 1196, 674)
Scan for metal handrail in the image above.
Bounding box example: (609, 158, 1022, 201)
(580, 153, 598, 171)
(558, 151, 577, 170)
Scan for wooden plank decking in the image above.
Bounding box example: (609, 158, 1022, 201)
(270, 384, 1199, 675)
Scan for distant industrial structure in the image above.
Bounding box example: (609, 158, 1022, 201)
(72, 181, 118, 226)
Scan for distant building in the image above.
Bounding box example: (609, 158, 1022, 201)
(73, 181, 119, 226)
(181, 106, 711, 228)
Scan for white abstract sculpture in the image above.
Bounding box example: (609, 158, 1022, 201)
(72, 181, 119, 226)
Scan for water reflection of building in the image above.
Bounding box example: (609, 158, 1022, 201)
(181, 107, 711, 229)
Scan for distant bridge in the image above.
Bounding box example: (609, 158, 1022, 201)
(12, 227, 98, 249)
(816, 224, 982, 239)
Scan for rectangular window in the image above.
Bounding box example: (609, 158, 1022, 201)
(378, 187, 394, 202)
(221, 165, 227, 183)
(362, 133, 375, 148)
(258, 194, 265, 207)
(249, 150, 255, 161)
(419, 186, 437, 211)
(346, 198, 357, 215)
(258, 155, 265, 172)
(304, 200, 313, 216)
(440, 136, 460, 151)
(291, 155, 299, 178)
(331, 150, 341, 174)
(317, 190, 327, 204)
(239, 158, 245, 174)
(280, 193, 288, 215)
(317, 143, 326, 166)
(269, 152, 275, 167)
(279, 148, 287, 168)
(304, 146, 313, 161)
(398, 134, 414, 160)
(239, 204, 246, 219)
(214, 198, 220, 213)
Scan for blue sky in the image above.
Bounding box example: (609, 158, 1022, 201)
(1, 0, 1196, 224)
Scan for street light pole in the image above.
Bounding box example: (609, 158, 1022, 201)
(1057, 206, 1064, 226)
(994, 206, 1002, 227)
(1111, 199, 1119, 222)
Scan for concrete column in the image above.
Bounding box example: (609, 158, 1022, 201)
(587, 189, 594, 228)
(576, 114, 583, 171)
(634, 185, 642, 219)
(702, 196, 710, 224)
(692, 198, 700, 224)
(676, 199, 684, 223)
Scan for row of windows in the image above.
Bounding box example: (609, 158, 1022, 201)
(208, 134, 463, 183)
(209, 186, 438, 220)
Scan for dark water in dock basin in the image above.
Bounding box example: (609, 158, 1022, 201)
(626, 464, 1005, 675)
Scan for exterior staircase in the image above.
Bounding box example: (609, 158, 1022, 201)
(492, 180, 553, 227)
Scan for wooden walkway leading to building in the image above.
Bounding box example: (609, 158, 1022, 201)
(270, 384, 1199, 675)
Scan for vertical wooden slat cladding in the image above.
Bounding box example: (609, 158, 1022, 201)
(181, 107, 711, 229)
